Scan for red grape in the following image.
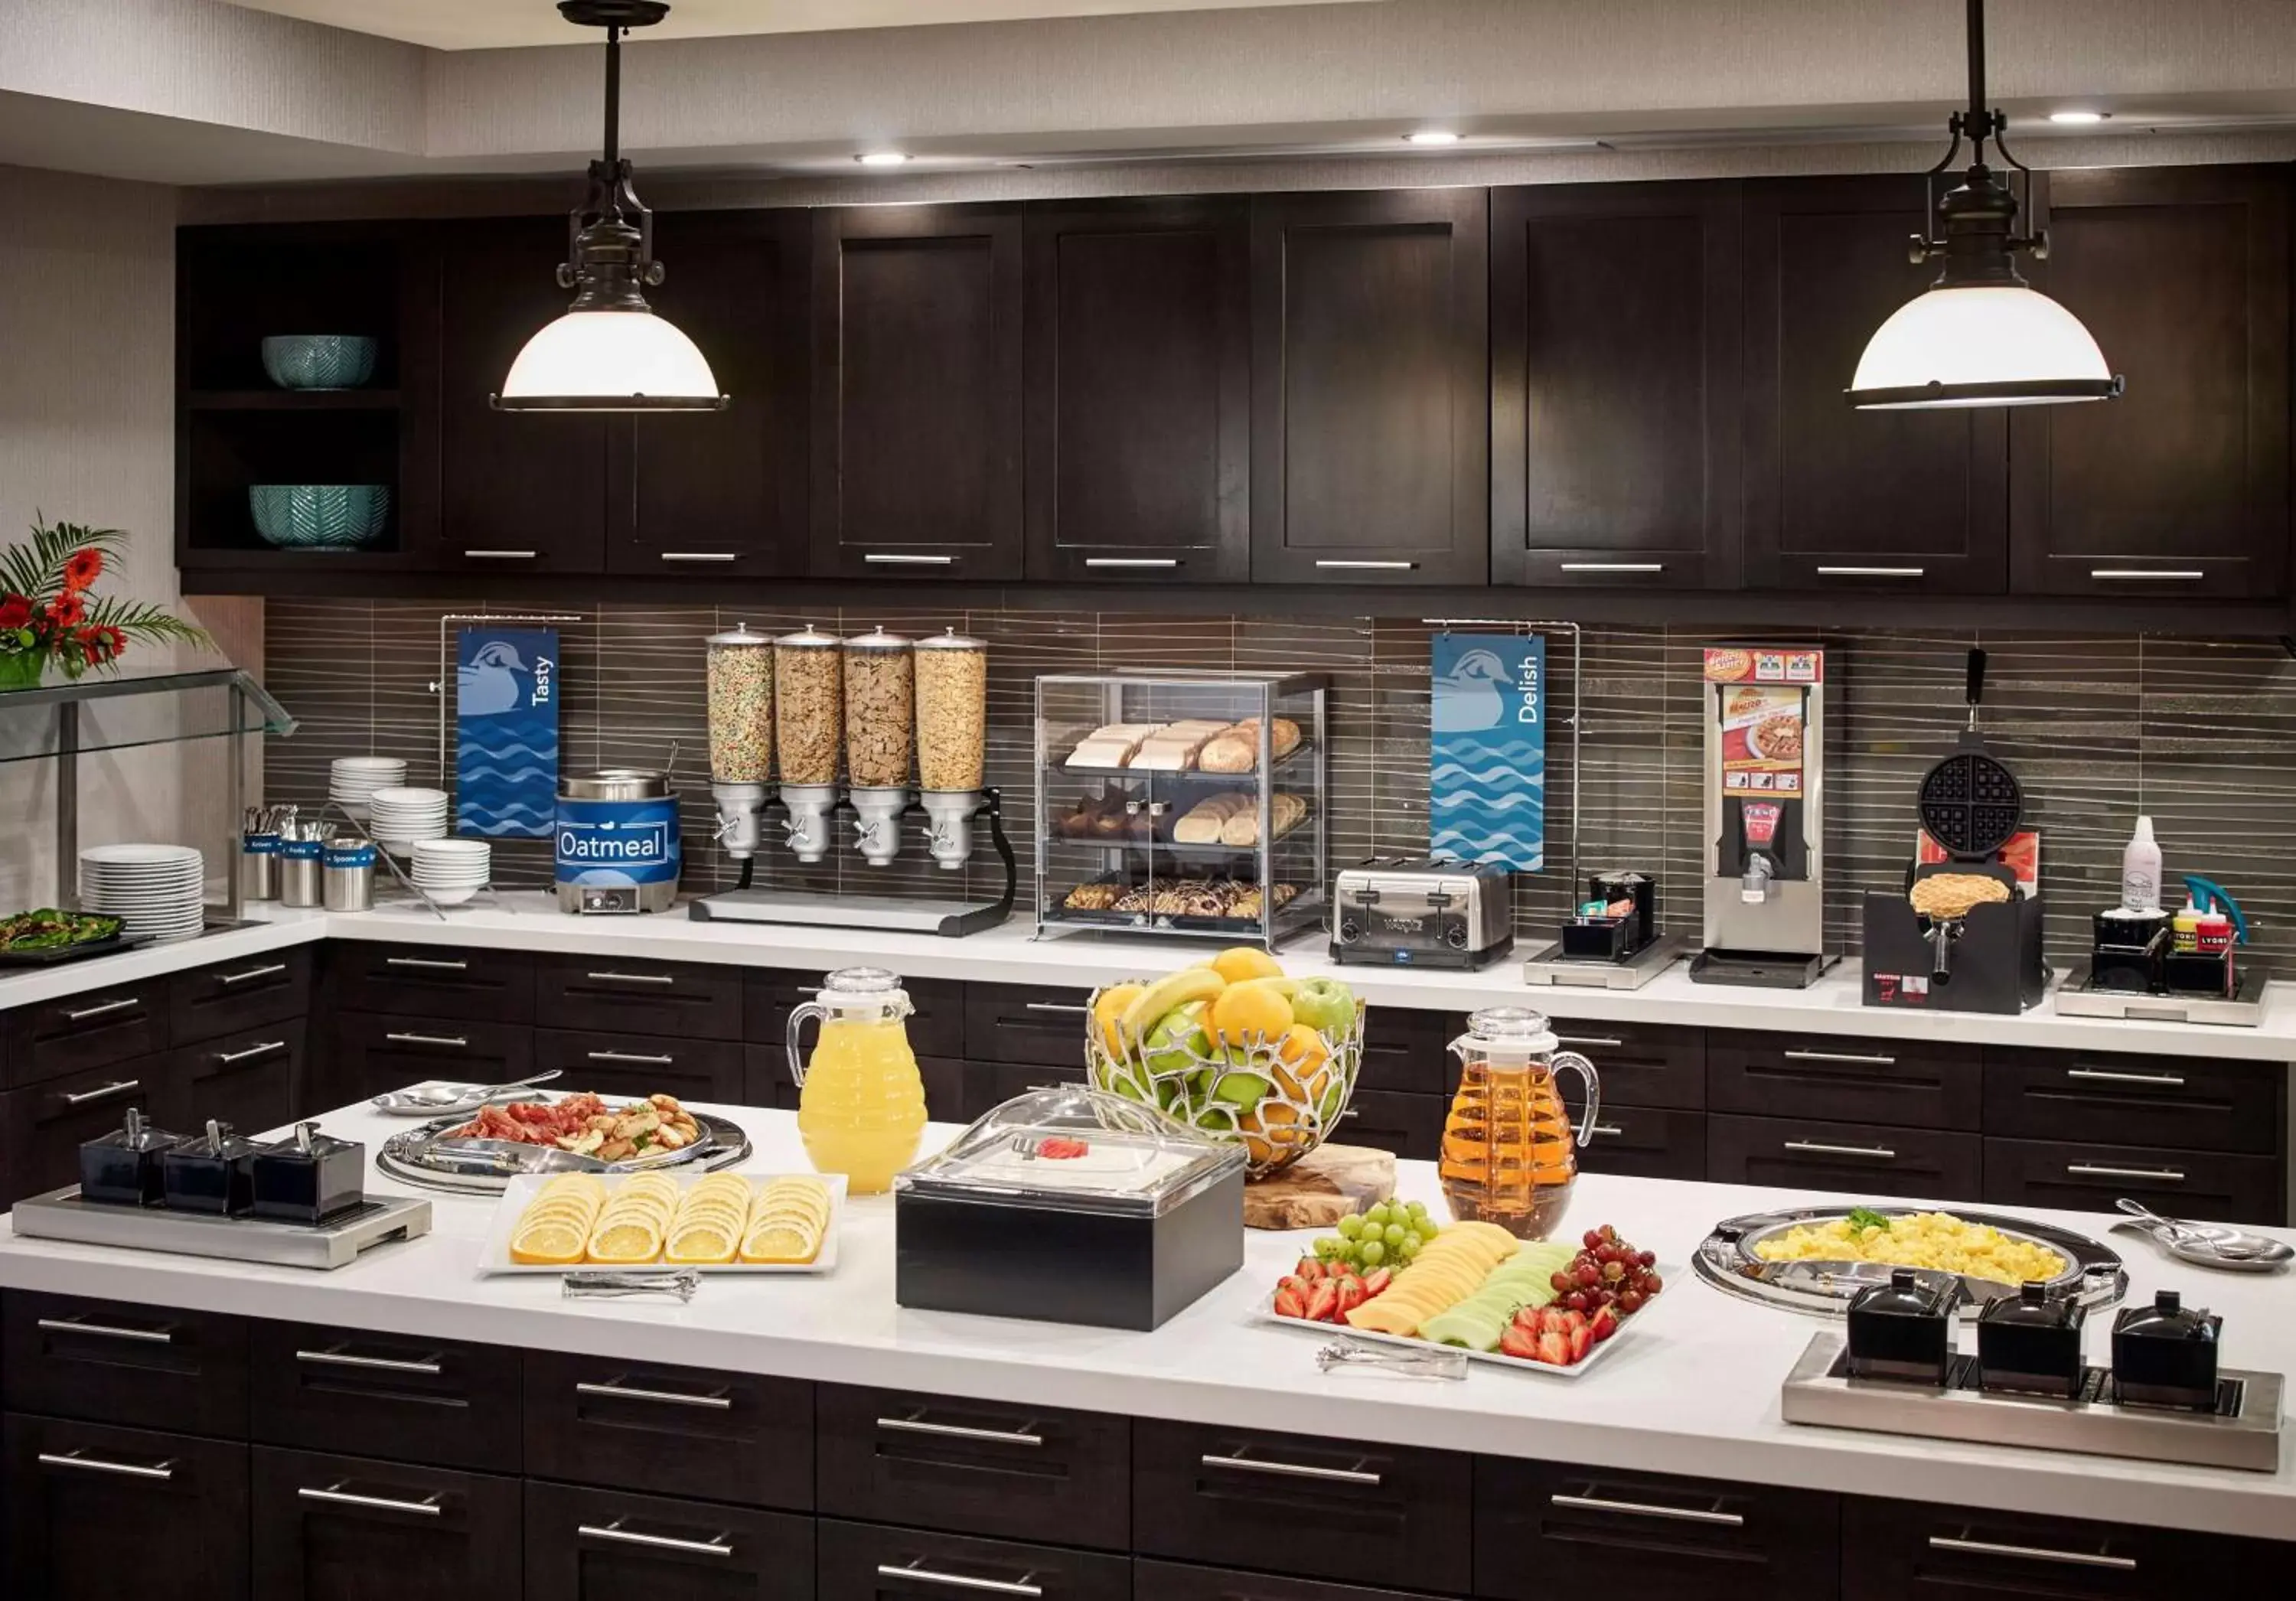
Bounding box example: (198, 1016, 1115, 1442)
(1574, 1263, 1600, 1288)
(1583, 1229, 1605, 1250)
(1645, 1272, 1663, 1293)
(1636, 1249, 1656, 1268)
(1617, 1290, 1645, 1315)
(1601, 1260, 1626, 1283)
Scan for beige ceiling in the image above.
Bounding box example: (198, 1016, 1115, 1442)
(220, 0, 1381, 51)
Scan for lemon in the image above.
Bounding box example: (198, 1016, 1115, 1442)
(510, 1218, 587, 1266)
(585, 1219, 663, 1264)
(666, 1224, 735, 1264)
(740, 1224, 818, 1265)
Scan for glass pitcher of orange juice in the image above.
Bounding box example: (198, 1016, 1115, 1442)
(785, 967, 928, 1194)
(1437, 1006, 1600, 1239)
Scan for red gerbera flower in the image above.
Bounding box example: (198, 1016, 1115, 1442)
(0, 594, 30, 631)
(44, 593, 85, 628)
(85, 624, 126, 660)
(61, 548, 103, 592)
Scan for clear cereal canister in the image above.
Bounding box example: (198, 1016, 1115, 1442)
(705, 624, 774, 784)
(774, 625, 844, 787)
(914, 630, 988, 792)
(842, 628, 916, 790)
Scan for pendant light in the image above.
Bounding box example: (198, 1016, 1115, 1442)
(493, 1, 726, 412)
(1848, 0, 2122, 409)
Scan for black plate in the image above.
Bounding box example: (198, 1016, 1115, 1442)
(0, 930, 152, 967)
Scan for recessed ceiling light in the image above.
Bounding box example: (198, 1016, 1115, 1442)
(856, 152, 911, 166)
(2048, 110, 2109, 124)
(1404, 130, 1462, 146)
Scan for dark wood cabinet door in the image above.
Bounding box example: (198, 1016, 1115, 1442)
(1841, 1494, 2278, 1601)
(1492, 181, 1743, 589)
(1339, 1088, 1443, 1162)
(817, 1517, 1130, 1601)
(1250, 188, 1489, 585)
(252, 1444, 521, 1601)
(171, 1016, 304, 1139)
(532, 1029, 744, 1104)
(6, 1414, 249, 1601)
(1705, 1032, 1982, 1131)
(1573, 1104, 1707, 1182)
(525, 1351, 812, 1511)
(1706, 1113, 1983, 1203)
(249, 1322, 523, 1473)
(435, 216, 608, 574)
(1982, 1136, 2284, 1228)
(1459, 1019, 1707, 1109)
(1023, 197, 1250, 582)
(612, 207, 811, 576)
(537, 957, 745, 1041)
(1982, 1047, 2284, 1155)
(327, 941, 536, 1023)
(527, 1479, 814, 1600)
(168, 947, 311, 1046)
(810, 204, 1024, 579)
(4, 1292, 249, 1438)
(963, 984, 1097, 1066)
(747, 973, 965, 1058)
(2011, 165, 2291, 598)
(1743, 176, 2008, 594)
(4, 980, 166, 1090)
(321, 1012, 533, 1111)
(2, 1054, 171, 1204)
(1135, 1558, 1435, 1601)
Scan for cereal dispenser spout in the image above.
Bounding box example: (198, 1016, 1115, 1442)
(921, 788, 983, 871)
(850, 786, 909, 867)
(711, 781, 767, 860)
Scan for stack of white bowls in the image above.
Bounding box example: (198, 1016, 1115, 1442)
(367, 786, 450, 849)
(409, 839, 491, 906)
(79, 844, 207, 942)
(330, 756, 408, 819)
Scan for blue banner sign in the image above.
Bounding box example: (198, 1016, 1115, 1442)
(456, 626, 558, 838)
(1429, 632, 1546, 871)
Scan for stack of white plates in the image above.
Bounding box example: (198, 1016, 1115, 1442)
(409, 839, 491, 906)
(330, 756, 409, 819)
(368, 786, 450, 848)
(79, 844, 207, 942)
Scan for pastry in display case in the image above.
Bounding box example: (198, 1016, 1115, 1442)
(1033, 671, 1328, 948)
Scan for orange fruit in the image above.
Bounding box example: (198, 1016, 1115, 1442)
(1241, 1099, 1308, 1166)
(1270, 1024, 1332, 1100)
(1209, 980, 1293, 1048)
(1210, 947, 1283, 986)
(1092, 983, 1145, 1056)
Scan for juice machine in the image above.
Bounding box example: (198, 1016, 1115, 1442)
(1691, 645, 1837, 988)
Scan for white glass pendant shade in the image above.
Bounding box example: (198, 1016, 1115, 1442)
(1849, 284, 2119, 409)
(495, 308, 724, 411)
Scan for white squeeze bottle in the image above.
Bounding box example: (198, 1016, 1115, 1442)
(2120, 816, 2162, 912)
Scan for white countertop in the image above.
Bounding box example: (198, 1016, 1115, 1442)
(0, 1100, 2287, 1540)
(7, 894, 2292, 1063)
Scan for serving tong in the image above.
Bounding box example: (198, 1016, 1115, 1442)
(563, 1269, 699, 1303)
(2115, 1198, 2291, 1272)
(1314, 1335, 1468, 1381)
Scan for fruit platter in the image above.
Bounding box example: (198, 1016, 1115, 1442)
(1257, 1198, 1668, 1376)
(1085, 947, 1363, 1177)
(479, 1169, 843, 1276)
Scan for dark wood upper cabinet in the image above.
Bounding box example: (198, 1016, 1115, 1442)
(436, 216, 608, 573)
(811, 204, 1025, 580)
(2011, 164, 2291, 599)
(1743, 176, 2009, 594)
(1023, 197, 1251, 583)
(611, 208, 811, 577)
(1492, 181, 1743, 589)
(1250, 187, 1489, 585)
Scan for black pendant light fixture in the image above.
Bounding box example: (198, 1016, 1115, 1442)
(1848, 0, 2122, 409)
(493, 0, 726, 412)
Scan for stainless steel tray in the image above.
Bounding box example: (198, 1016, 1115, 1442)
(1522, 932, 1691, 990)
(1781, 1332, 2282, 1472)
(1694, 1205, 2126, 1319)
(375, 1107, 752, 1195)
(2053, 964, 2268, 1027)
(11, 1188, 430, 1270)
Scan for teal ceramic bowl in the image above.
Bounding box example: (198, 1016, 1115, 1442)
(249, 485, 390, 550)
(260, 334, 377, 390)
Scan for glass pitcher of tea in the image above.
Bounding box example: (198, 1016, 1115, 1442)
(1437, 1006, 1601, 1239)
(785, 966, 928, 1194)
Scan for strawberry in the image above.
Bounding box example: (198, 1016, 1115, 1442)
(1360, 1267, 1394, 1297)
(1536, 1330, 1571, 1365)
(1569, 1325, 1593, 1363)
(1274, 1286, 1308, 1320)
(1587, 1306, 1620, 1343)
(1305, 1280, 1342, 1323)
(1558, 1309, 1588, 1335)
(1500, 1323, 1541, 1361)
(1334, 1277, 1368, 1316)
(1538, 1307, 1573, 1337)
(1296, 1257, 1324, 1282)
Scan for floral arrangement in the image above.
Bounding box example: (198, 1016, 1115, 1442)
(0, 517, 210, 688)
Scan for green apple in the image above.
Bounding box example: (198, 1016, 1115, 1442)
(1211, 1069, 1270, 1110)
(1143, 1002, 1208, 1080)
(1290, 977, 1356, 1035)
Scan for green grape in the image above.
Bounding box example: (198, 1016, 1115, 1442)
(1418, 1215, 1440, 1239)
(1313, 1236, 1342, 1260)
(1358, 1240, 1385, 1266)
(1402, 1231, 1423, 1254)
(1398, 1237, 1420, 1261)
(1362, 1204, 1389, 1228)
(1382, 1222, 1407, 1249)
(1335, 1215, 1363, 1240)
(1405, 1201, 1430, 1221)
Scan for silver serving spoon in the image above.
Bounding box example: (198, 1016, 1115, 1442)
(370, 1069, 561, 1114)
(2116, 1198, 2291, 1268)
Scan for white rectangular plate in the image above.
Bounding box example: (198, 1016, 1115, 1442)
(478, 1170, 845, 1276)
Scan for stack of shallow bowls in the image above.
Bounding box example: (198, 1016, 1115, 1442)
(409, 839, 491, 906)
(368, 786, 450, 849)
(330, 757, 407, 819)
(79, 845, 206, 942)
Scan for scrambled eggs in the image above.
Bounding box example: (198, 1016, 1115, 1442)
(1753, 1211, 2067, 1283)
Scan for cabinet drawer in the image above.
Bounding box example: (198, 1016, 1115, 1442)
(964, 983, 1096, 1067)
(535, 1028, 744, 1104)
(1358, 1007, 1454, 1095)
(1841, 1494, 2276, 1601)
(4, 980, 167, 1089)
(525, 1348, 811, 1510)
(324, 1010, 533, 1110)
(1577, 1105, 1707, 1182)
(1135, 1417, 1471, 1594)
(7, 1413, 249, 1601)
(328, 942, 536, 1023)
(818, 1517, 1130, 1601)
(1706, 1114, 1983, 1203)
(249, 1321, 522, 1472)
(817, 1384, 1130, 1551)
(541, 956, 745, 1041)
(2, 1052, 171, 1203)
(1983, 1048, 2282, 1156)
(1982, 1137, 2284, 1227)
(3, 1290, 249, 1436)
(1447, 1019, 1705, 1110)
(748, 1045, 962, 1120)
(172, 1016, 303, 1136)
(1476, 1456, 1838, 1601)
(1137, 1558, 1435, 1601)
(527, 1479, 815, 1599)
(964, 1057, 1086, 1119)
(1708, 1032, 1981, 1130)
(252, 1443, 520, 1600)
(1339, 1089, 1443, 1162)
(169, 946, 311, 1046)
(748, 970, 966, 1058)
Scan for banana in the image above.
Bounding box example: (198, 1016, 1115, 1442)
(1120, 967, 1228, 1044)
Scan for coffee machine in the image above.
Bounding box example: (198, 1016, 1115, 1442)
(1691, 645, 1837, 988)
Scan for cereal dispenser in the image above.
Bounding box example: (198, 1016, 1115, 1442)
(915, 629, 989, 871)
(705, 624, 774, 864)
(773, 624, 844, 862)
(843, 628, 915, 866)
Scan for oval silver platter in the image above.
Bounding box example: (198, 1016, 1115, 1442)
(375, 1107, 752, 1195)
(1693, 1205, 2127, 1320)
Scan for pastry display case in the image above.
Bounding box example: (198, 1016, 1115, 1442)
(1033, 671, 1329, 947)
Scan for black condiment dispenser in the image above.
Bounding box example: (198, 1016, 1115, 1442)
(1844, 1267, 1955, 1385)
(161, 1119, 258, 1217)
(250, 1121, 365, 1225)
(1976, 1280, 2086, 1397)
(77, 1107, 183, 1208)
(2111, 1290, 2222, 1410)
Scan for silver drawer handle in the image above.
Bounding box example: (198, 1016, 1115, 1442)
(876, 1563, 1042, 1597)
(2066, 1163, 2185, 1182)
(299, 1482, 443, 1517)
(1558, 562, 1663, 573)
(385, 1032, 468, 1048)
(1314, 559, 1416, 570)
(296, 1347, 444, 1375)
(1588, 1123, 1625, 1138)
(864, 553, 956, 566)
(36, 1316, 171, 1344)
(216, 1040, 286, 1065)
(216, 963, 289, 986)
(461, 549, 537, 559)
(2065, 1067, 2186, 1087)
(1928, 1535, 2135, 1571)
(1200, 1452, 1381, 1486)
(1022, 1002, 1089, 1016)
(39, 1449, 174, 1482)
(1815, 565, 1924, 578)
(585, 970, 676, 985)
(60, 1078, 141, 1107)
(386, 956, 468, 971)
(2089, 569, 2202, 582)
(61, 997, 139, 1022)
(1551, 1492, 1743, 1527)
(588, 1050, 676, 1065)
(1083, 557, 1179, 569)
(577, 1380, 732, 1410)
(658, 552, 737, 562)
(580, 1521, 734, 1557)
(1781, 1048, 1896, 1067)
(1783, 1140, 1897, 1160)
(876, 1415, 1042, 1447)
(1555, 1035, 1623, 1049)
